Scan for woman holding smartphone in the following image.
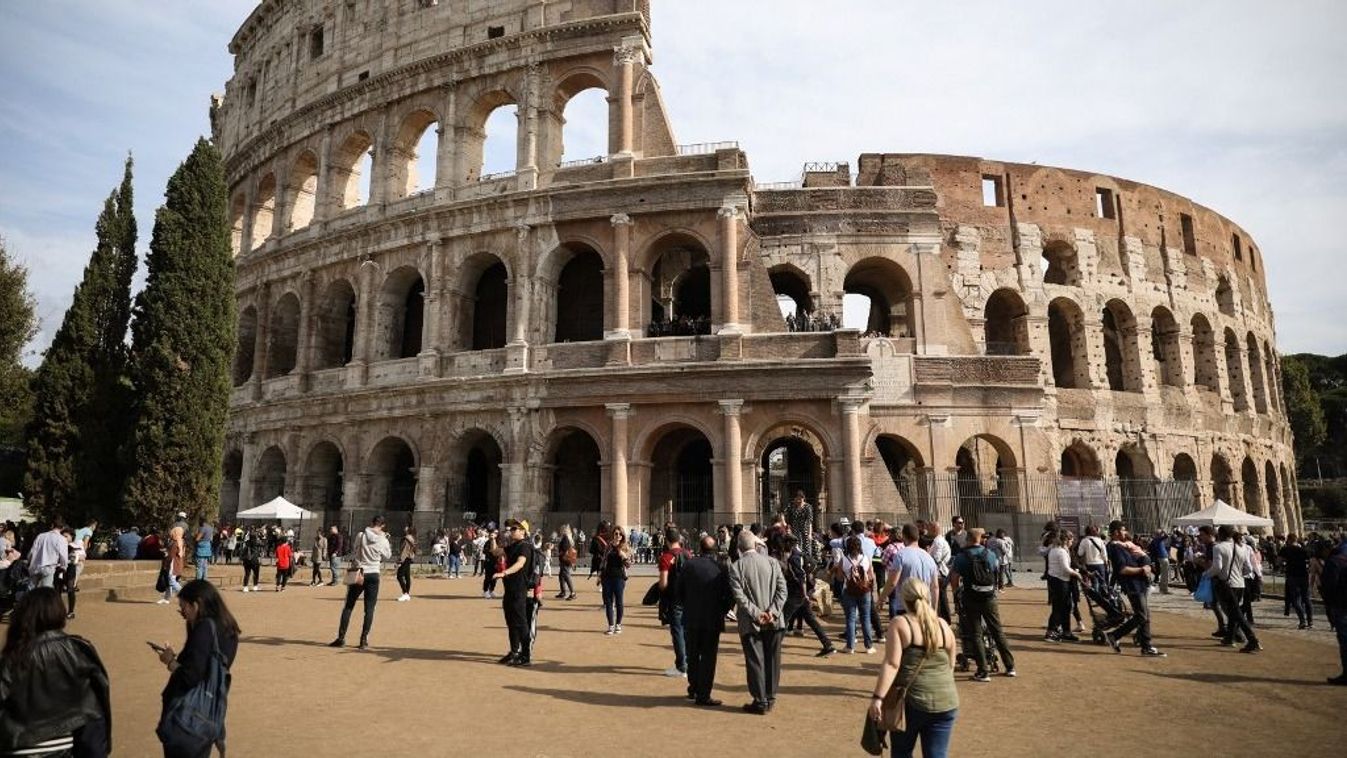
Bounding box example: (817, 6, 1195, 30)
(152, 579, 240, 757)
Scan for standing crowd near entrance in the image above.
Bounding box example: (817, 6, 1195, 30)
(0, 502, 1345, 757)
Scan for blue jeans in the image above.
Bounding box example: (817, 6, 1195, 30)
(601, 576, 626, 626)
(890, 706, 957, 758)
(329, 556, 342, 584)
(668, 604, 686, 671)
(195, 556, 210, 581)
(841, 591, 873, 650)
(163, 572, 182, 601)
(448, 554, 461, 577)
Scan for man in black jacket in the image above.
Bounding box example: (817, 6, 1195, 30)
(677, 535, 734, 707)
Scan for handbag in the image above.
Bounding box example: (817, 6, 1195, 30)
(1193, 575, 1213, 604)
(344, 564, 364, 586)
(562, 547, 578, 566)
(860, 711, 887, 755)
(879, 649, 927, 732)
(156, 620, 229, 755)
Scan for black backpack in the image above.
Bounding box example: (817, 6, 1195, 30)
(966, 548, 997, 595)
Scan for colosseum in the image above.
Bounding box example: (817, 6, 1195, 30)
(215, 0, 1301, 546)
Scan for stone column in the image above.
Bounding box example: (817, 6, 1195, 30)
(606, 404, 632, 527)
(435, 83, 456, 192)
(717, 206, 741, 334)
(719, 400, 745, 522)
(613, 45, 639, 156)
(420, 241, 443, 377)
(346, 259, 377, 387)
(296, 272, 314, 392)
(314, 127, 333, 223)
(249, 284, 271, 400)
(911, 240, 943, 354)
(506, 225, 532, 374)
(518, 64, 540, 190)
(840, 397, 865, 515)
(607, 213, 633, 339)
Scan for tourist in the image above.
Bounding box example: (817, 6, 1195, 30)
(238, 529, 262, 593)
(879, 524, 939, 619)
(310, 529, 328, 586)
(729, 530, 787, 715)
(680, 535, 734, 706)
(1280, 534, 1313, 628)
(1321, 536, 1347, 685)
(658, 527, 691, 677)
(924, 521, 953, 622)
(326, 526, 344, 586)
(116, 526, 141, 561)
(1240, 534, 1264, 627)
(867, 577, 959, 758)
(0, 587, 111, 755)
(946, 516, 969, 556)
(774, 532, 834, 657)
(1102, 521, 1165, 657)
(782, 490, 816, 564)
(481, 531, 501, 599)
(1044, 530, 1083, 641)
(192, 520, 214, 582)
(154, 580, 239, 757)
(588, 520, 612, 580)
(60, 528, 84, 620)
(493, 519, 537, 666)
(447, 529, 463, 579)
(274, 534, 294, 592)
(949, 528, 1016, 680)
(836, 535, 876, 654)
(222, 526, 237, 565)
(431, 529, 448, 576)
(599, 526, 633, 634)
(1148, 529, 1171, 594)
(329, 515, 391, 649)
(1205, 525, 1261, 653)
(1076, 524, 1109, 587)
(555, 524, 576, 599)
(27, 518, 68, 590)
(157, 525, 185, 605)
(396, 525, 417, 602)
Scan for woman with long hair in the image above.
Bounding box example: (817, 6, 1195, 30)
(1045, 530, 1084, 642)
(834, 535, 875, 654)
(482, 531, 501, 599)
(396, 526, 417, 602)
(157, 527, 185, 605)
(867, 577, 959, 758)
(238, 529, 261, 593)
(154, 580, 240, 758)
(556, 524, 577, 601)
(599, 526, 633, 635)
(0, 587, 111, 757)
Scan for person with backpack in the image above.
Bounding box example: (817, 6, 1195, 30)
(1322, 537, 1347, 685)
(493, 519, 537, 667)
(658, 528, 691, 677)
(238, 530, 262, 593)
(555, 524, 577, 600)
(949, 528, 1017, 681)
(772, 532, 835, 657)
(834, 536, 876, 654)
(154, 579, 240, 758)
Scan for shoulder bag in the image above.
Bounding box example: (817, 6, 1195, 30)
(344, 533, 365, 587)
(879, 617, 931, 731)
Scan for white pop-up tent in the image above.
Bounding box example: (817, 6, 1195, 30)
(236, 496, 316, 522)
(1172, 499, 1274, 529)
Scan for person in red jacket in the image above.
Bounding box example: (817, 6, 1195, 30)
(274, 537, 294, 592)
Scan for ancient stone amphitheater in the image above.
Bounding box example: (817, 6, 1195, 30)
(216, 0, 1299, 543)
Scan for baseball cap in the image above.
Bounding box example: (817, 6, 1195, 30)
(838, 516, 851, 526)
(504, 519, 525, 530)
(177, 512, 187, 519)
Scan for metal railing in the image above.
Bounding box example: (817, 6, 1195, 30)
(676, 141, 739, 155)
(755, 179, 804, 190)
(477, 169, 517, 182)
(557, 155, 607, 169)
(802, 161, 841, 173)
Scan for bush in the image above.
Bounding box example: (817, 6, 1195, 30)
(1299, 484, 1347, 519)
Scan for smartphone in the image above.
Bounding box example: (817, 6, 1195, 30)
(147, 641, 165, 653)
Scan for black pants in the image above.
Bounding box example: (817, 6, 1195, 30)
(397, 558, 412, 595)
(242, 561, 259, 586)
(338, 572, 380, 643)
(311, 559, 324, 585)
(936, 575, 952, 623)
(1046, 576, 1072, 635)
(960, 592, 1015, 673)
(1109, 590, 1152, 648)
(276, 567, 290, 589)
(1217, 582, 1258, 647)
(740, 629, 784, 707)
(785, 597, 833, 652)
(685, 626, 721, 701)
(558, 563, 575, 597)
(1286, 575, 1313, 625)
(503, 592, 530, 658)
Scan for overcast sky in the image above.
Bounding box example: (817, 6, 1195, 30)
(2, 0, 1343, 365)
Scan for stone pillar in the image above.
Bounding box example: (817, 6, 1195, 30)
(613, 44, 639, 156)
(719, 400, 745, 522)
(506, 225, 532, 374)
(911, 241, 943, 354)
(607, 213, 633, 339)
(314, 127, 333, 223)
(923, 413, 954, 526)
(435, 83, 456, 192)
(346, 259, 377, 387)
(420, 241, 443, 377)
(237, 439, 257, 512)
(717, 206, 742, 334)
(296, 272, 314, 392)
(249, 284, 271, 400)
(368, 109, 389, 207)
(518, 64, 540, 190)
(606, 404, 632, 527)
(840, 397, 865, 515)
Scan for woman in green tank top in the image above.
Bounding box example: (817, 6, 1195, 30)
(867, 577, 959, 757)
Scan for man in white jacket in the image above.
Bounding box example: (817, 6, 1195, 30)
(330, 515, 392, 650)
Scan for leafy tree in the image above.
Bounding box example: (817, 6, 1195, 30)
(123, 139, 235, 526)
(1282, 355, 1327, 469)
(0, 237, 38, 496)
(24, 158, 137, 523)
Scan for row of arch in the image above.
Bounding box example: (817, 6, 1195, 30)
(1041, 239, 1249, 319)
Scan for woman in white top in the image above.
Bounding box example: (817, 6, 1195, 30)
(833, 536, 876, 654)
(1045, 530, 1084, 642)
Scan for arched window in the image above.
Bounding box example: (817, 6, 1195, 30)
(1173, 453, 1200, 509)
(250, 173, 276, 250)
(1150, 306, 1184, 387)
(1241, 457, 1262, 515)
(457, 431, 503, 523)
(252, 446, 287, 506)
(286, 151, 319, 231)
(1215, 275, 1235, 316)
(548, 429, 602, 511)
(369, 437, 417, 512)
(1191, 314, 1220, 392)
(467, 93, 519, 180)
(1224, 328, 1249, 411)
(842, 257, 914, 337)
(315, 279, 357, 369)
(330, 131, 374, 212)
(769, 265, 812, 328)
(465, 258, 508, 350)
(649, 426, 715, 519)
(1048, 298, 1089, 389)
(229, 192, 246, 257)
(648, 236, 711, 335)
(553, 247, 605, 343)
(306, 441, 344, 513)
(875, 435, 929, 520)
(1102, 300, 1141, 392)
(984, 288, 1029, 356)
(1060, 440, 1101, 479)
(374, 267, 425, 361)
(1041, 240, 1079, 286)
(1246, 333, 1268, 413)
(233, 306, 257, 386)
(391, 110, 439, 197)
(553, 77, 609, 164)
(265, 293, 301, 377)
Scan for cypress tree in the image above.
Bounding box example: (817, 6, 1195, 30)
(24, 157, 138, 524)
(124, 139, 235, 526)
(0, 237, 38, 496)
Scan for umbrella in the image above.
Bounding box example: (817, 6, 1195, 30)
(1172, 499, 1274, 529)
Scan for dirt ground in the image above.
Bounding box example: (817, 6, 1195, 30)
(75, 571, 1342, 757)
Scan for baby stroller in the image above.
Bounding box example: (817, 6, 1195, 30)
(1080, 570, 1129, 644)
(952, 590, 1001, 674)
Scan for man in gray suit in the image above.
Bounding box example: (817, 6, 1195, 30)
(729, 530, 788, 714)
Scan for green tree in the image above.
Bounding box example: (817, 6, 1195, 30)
(123, 139, 235, 526)
(23, 158, 138, 523)
(0, 237, 38, 496)
(1282, 355, 1327, 470)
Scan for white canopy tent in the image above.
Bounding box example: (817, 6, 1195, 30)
(236, 496, 316, 521)
(1172, 499, 1274, 529)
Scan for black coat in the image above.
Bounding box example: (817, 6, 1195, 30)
(0, 632, 111, 750)
(677, 554, 734, 631)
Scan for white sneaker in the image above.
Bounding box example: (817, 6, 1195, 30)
(241, 587, 249, 593)
(156, 598, 170, 605)
(605, 626, 616, 636)
(663, 666, 685, 677)
(615, 624, 623, 634)
(397, 594, 410, 602)
(865, 647, 876, 655)
(253, 585, 261, 592)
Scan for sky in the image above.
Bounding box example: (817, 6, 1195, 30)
(2, 0, 1344, 366)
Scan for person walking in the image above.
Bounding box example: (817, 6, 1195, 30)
(679, 535, 734, 706)
(1102, 521, 1166, 657)
(493, 520, 537, 667)
(158, 528, 185, 605)
(396, 526, 417, 602)
(1205, 525, 1261, 653)
(329, 516, 391, 649)
(222, 527, 237, 565)
(774, 532, 835, 657)
(309, 530, 328, 586)
(879, 524, 939, 619)
(1076, 524, 1109, 588)
(274, 536, 294, 592)
(0, 587, 112, 756)
(658, 528, 691, 677)
(1321, 537, 1347, 685)
(949, 528, 1017, 680)
(598, 527, 633, 635)
(555, 524, 576, 600)
(153, 580, 240, 758)
(1044, 530, 1083, 641)
(1280, 534, 1314, 629)
(1148, 529, 1172, 594)
(729, 530, 788, 715)
(867, 577, 959, 758)
(835, 536, 876, 654)
(192, 521, 214, 582)
(326, 526, 344, 587)
(27, 518, 68, 590)
(238, 530, 262, 593)
(924, 521, 953, 623)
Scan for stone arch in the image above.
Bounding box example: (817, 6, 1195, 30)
(647, 424, 716, 519)
(220, 448, 243, 519)
(315, 278, 357, 369)
(1150, 306, 1184, 387)
(769, 263, 813, 325)
(391, 108, 441, 197)
(842, 257, 914, 337)
(232, 305, 257, 386)
(1265, 460, 1283, 531)
(549, 70, 610, 165)
(229, 191, 246, 257)
(1116, 444, 1158, 529)
(984, 288, 1029, 356)
(1173, 452, 1201, 508)
(251, 445, 287, 507)
(250, 173, 277, 250)
(330, 130, 374, 211)
(458, 253, 509, 351)
(305, 439, 345, 515)
(1224, 328, 1249, 411)
(1060, 439, 1102, 478)
(545, 427, 602, 512)
(265, 291, 301, 378)
(286, 150, 319, 231)
(1048, 297, 1090, 389)
(873, 433, 929, 518)
(1102, 299, 1142, 392)
(444, 428, 504, 524)
(644, 231, 712, 333)
(367, 436, 418, 512)
(540, 242, 605, 343)
(1241, 456, 1263, 516)
(1191, 314, 1220, 392)
(757, 421, 832, 514)
(466, 89, 519, 180)
(1211, 453, 1235, 505)
(373, 265, 425, 361)
(1246, 333, 1268, 413)
(954, 434, 1021, 516)
(1041, 239, 1079, 286)
(1215, 275, 1235, 316)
